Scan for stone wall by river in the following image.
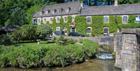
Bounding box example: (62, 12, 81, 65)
(114, 28, 140, 71)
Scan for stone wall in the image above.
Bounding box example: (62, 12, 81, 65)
(114, 28, 140, 71)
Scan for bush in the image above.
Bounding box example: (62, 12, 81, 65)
(79, 39, 99, 58)
(0, 34, 14, 45)
(0, 39, 99, 68)
(55, 36, 76, 45)
(12, 24, 52, 42)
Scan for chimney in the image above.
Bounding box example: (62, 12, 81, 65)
(114, 0, 118, 6)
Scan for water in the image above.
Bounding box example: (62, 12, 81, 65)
(0, 59, 121, 71)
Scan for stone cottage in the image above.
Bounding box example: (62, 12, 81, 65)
(32, 1, 140, 36)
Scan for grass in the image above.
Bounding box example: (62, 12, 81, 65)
(0, 39, 99, 68)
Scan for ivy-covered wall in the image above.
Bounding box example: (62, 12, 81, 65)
(40, 15, 140, 36)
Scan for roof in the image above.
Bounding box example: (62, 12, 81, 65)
(81, 4, 140, 16)
(33, 2, 81, 18)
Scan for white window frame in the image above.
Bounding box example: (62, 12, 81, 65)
(56, 27, 61, 31)
(43, 18, 47, 24)
(49, 17, 53, 24)
(63, 16, 68, 23)
(135, 16, 140, 23)
(56, 16, 61, 23)
(72, 15, 76, 22)
(103, 27, 109, 35)
(86, 27, 92, 36)
(104, 16, 109, 23)
(33, 18, 37, 25)
(122, 15, 128, 24)
(86, 16, 92, 24)
(37, 18, 41, 25)
(45, 11, 48, 14)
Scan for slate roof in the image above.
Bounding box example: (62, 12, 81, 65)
(81, 4, 140, 16)
(33, 1, 81, 18)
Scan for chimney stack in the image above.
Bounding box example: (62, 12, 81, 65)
(114, 0, 118, 6)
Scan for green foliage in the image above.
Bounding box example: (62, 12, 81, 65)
(26, 5, 43, 24)
(0, 39, 99, 68)
(55, 36, 76, 45)
(12, 24, 52, 42)
(0, 34, 14, 45)
(80, 39, 99, 57)
(118, 15, 140, 28)
(91, 16, 104, 36)
(66, 16, 72, 33)
(75, 16, 87, 35)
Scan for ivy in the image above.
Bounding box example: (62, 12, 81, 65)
(75, 16, 87, 35)
(43, 15, 140, 36)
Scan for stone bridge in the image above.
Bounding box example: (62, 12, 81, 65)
(114, 28, 140, 71)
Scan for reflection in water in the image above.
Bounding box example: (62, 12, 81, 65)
(0, 59, 121, 71)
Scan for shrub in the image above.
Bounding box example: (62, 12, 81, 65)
(79, 39, 99, 58)
(0, 39, 99, 68)
(12, 24, 52, 42)
(0, 34, 14, 45)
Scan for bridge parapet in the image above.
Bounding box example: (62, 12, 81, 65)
(114, 28, 140, 71)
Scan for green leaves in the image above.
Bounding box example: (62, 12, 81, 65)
(0, 39, 99, 68)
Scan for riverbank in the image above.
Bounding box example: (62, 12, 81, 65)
(0, 39, 99, 69)
(0, 59, 121, 71)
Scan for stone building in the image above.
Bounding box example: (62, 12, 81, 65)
(32, 1, 140, 36)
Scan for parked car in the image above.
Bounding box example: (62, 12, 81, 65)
(68, 32, 85, 37)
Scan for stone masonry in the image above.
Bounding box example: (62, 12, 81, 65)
(114, 28, 140, 71)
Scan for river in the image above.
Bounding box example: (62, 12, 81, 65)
(0, 59, 121, 71)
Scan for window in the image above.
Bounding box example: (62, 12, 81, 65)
(104, 27, 109, 36)
(70, 27, 76, 32)
(37, 18, 41, 25)
(86, 27, 92, 36)
(63, 16, 67, 23)
(45, 11, 48, 14)
(104, 16, 109, 23)
(54, 9, 57, 13)
(72, 15, 76, 22)
(48, 10, 50, 13)
(86, 27, 92, 33)
(49, 17, 53, 24)
(42, 11, 45, 14)
(60, 8, 64, 12)
(56, 27, 61, 31)
(122, 15, 128, 24)
(56, 16, 60, 23)
(43, 18, 47, 23)
(67, 7, 71, 13)
(33, 19, 37, 25)
(86, 16, 92, 24)
(135, 16, 140, 23)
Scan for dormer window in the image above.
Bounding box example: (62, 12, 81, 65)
(45, 11, 48, 14)
(42, 11, 45, 14)
(48, 10, 50, 13)
(122, 15, 128, 24)
(61, 8, 64, 12)
(67, 7, 71, 13)
(54, 9, 57, 13)
(104, 16, 109, 23)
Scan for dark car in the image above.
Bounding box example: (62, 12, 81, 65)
(68, 32, 85, 37)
